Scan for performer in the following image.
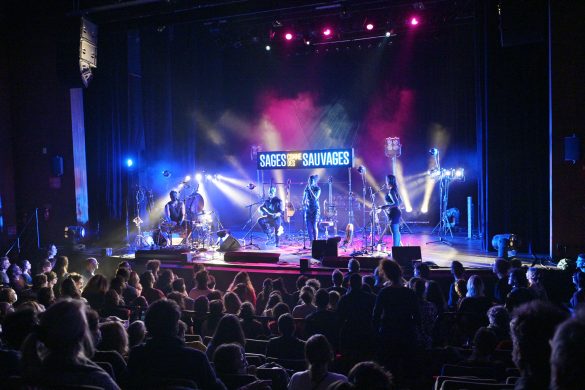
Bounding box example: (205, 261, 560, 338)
(303, 174, 321, 242)
(381, 174, 402, 247)
(258, 186, 283, 247)
(164, 190, 186, 227)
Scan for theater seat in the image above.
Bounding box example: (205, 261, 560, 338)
(440, 380, 514, 390)
(257, 367, 289, 390)
(434, 376, 495, 390)
(245, 338, 269, 355)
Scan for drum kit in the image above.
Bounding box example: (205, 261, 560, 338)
(134, 189, 222, 251)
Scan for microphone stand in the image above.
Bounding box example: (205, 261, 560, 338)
(361, 172, 367, 249)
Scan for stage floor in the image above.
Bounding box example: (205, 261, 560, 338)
(119, 227, 505, 273)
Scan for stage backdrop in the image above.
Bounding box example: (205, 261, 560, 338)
(84, 21, 478, 243)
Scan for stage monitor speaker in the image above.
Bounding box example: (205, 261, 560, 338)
(300, 258, 309, 273)
(312, 240, 327, 259)
(392, 246, 422, 277)
(218, 236, 241, 252)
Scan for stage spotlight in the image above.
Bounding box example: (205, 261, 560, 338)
(265, 45, 271, 51)
(366, 23, 374, 31)
(162, 170, 171, 177)
(406, 206, 413, 212)
(205, 174, 212, 181)
(247, 183, 256, 190)
(410, 17, 419, 26)
(385, 31, 391, 37)
(357, 165, 366, 174)
(195, 173, 203, 182)
(491, 234, 519, 259)
(323, 28, 332, 37)
(285, 32, 293, 40)
(125, 158, 134, 168)
(421, 206, 428, 214)
(184, 175, 191, 182)
(429, 148, 438, 156)
(454, 168, 465, 180)
(305, 40, 311, 45)
(64, 226, 85, 242)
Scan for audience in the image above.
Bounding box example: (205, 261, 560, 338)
(305, 288, 337, 346)
(448, 260, 466, 309)
(224, 291, 243, 315)
(569, 270, 585, 311)
(506, 268, 536, 313)
(550, 310, 585, 390)
(255, 278, 273, 315)
(145, 259, 161, 282)
(203, 299, 226, 337)
(409, 278, 437, 350)
(155, 269, 175, 295)
(0, 257, 10, 285)
(190, 270, 214, 299)
(328, 269, 347, 296)
(82, 274, 109, 311)
(526, 267, 549, 301)
(206, 314, 246, 360)
(347, 361, 394, 390)
(139, 271, 165, 305)
(239, 301, 264, 339)
(20, 259, 32, 285)
(492, 258, 512, 304)
(292, 286, 317, 318)
(127, 299, 225, 389)
(83, 257, 99, 282)
(288, 334, 346, 390)
(227, 271, 256, 305)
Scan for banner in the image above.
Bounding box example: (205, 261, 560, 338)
(257, 148, 354, 170)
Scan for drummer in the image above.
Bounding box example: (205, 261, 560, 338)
(164, 190, 186, 228)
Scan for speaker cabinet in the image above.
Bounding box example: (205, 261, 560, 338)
(218, 236, 241, 252)
(392, 246, 422, 278)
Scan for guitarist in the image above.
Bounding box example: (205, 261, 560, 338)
(303, 174, 322, 242)
(258, 186, 283, 247)
(380, 174, 403, 247)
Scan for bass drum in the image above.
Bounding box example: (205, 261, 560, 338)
(186, 193, 205, 220)
(152, 229, 170, 247)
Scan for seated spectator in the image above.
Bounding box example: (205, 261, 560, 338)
(21, 299, 119, 389)
(261, 291, 282, 318)
(172, 277, 195, 310)
(266, 313, 305, 360)
(463, 327, 502, 366)
(454, 278, 468, 307)
(101, 290, 130, 320)
(328, 269, 347, 296)
(0, 256, 10, 284)
(7, 263, 25, 294)
(486, 305, 511, 344)
(155, 269, 175, 295)
(203, 299, 226, 337)
(69, 272, 85, 292)
(116, 267, 138, 304)
(192, 295, 209, 335)
(267, 302, 291, 335)
(17, 273, 47, 303)
(292, 286, 317, 318)
(117, 260, 132, 272)
(550, 311, 585, 390)
(82, 274, 109, 311)
(255, 278, 273, 315)
(40, 259, 52, 274)
(306, 278, 321, 291)
(213, 343, 269, 390)
(425, 280, 446, 316)
(206, 314, 246, 360)
(337, 273, 376, 357)
(145, 259, 161, 282)
(347, 361, 394, 390)
(506, 268, 536, 313)
(127, 299, 225, 389)
(305, 289, 337, 347)
(45, 271, 57, 289)
(458, 275, 492, 322)
(52, 255, 70, 296)
(20, 259, 32, 285)
(413, 262, 430, 280)
(239, 301, 264, 339)
(448, 260, 466, 310)
(128, 271, 142, 296)
(510, 301, 567, 390)
(272, 277, 291, 305)
(362, 275, 376, 294)
(290, 275, 308, 306)
(60, 277, 83, 300)
(82, 257, 99, 282)
(409, 278, 437, 350)
(569, 271, 585, 311)
(208, 289, 223, 301)
(492, 258, 512, 304)
(227, 271, 256, 305)
(99, 321, 129, 357)
(139, 271, 165, 305)
(0, 287, 17, 307)
(224, 291, 242, 315)
(37, 286, 55, 308)
(190, 270, 214, 300)
(288, 334, 347, 390)
(526, 267, 549, 301)
(329, 290, 341, 310)
(343, 259, 361, 287)
(127, 320, 147, 348)
(0, 308, 38, 379)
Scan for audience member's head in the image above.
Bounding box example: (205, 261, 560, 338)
(144, 299, 181, 338)
(209, 299, 225, 317)
(0, 287, 17, 304)
(145, 259, 161, 277)
(172, 278, 187, 294)
(115, 267, 130, 282)
(140, 271, 156, 288)
(487, 305, 510, 331)
(193, 295, 209, 314)
(60, 278, 81, 299)
(261, 277, 273, 293)
(272, 302, 290, 322)
(213, 343, 247, 375)
(127, 320, 147, 348)
(45, 271, 57, 288)
(208, 290, 222, 301)
(99, 321, 129, 356)
(329, 290, 340, 310)
(493, 258, 510, 278)
(332, 269, 344, 287)
(454, 278, 467, 300)
(408, 277, 425, 300)
(108, 276, 126, 296)
(300, 286, 315, 305)
(305, 334, 334, 373)
(379, 259, 402, 286)
(239, 301, 256, 321)
(295, 275, 308, 291)
(68, 273, 84, 291)
(86, 257, 99, 273)
(526, 267, 543, 286)
(550, 311, 585, 390)
(348, 361, 394, 390)
(451, 260, 465, 279)
(224, 291, 242, 314)
(54, 256, 69, 277)
(348, 259, 361, 273)
(425, 280, 445, 309)
(272, 277, 288, 294)
(20, 259, 31, 273)
(362, 275, 375, 291)
(277, 313, 295, 337)
(117, 261, 131, 271)
(264, 292, 282, 313)
(157, 269, 174, 288)
(41, 259, 52, 273)
(306, 278, 321, 291)
(37, 287, 55, 308)
(466, 275, 485, 297)
(573, 270, 585, 290)
(233, 283, 249, 303)
(508, 268, 528, 288)
(315, 289, 330, 310)
(84, 274, 109, 295)
(510, 258, 523, 270)
(471, 327, 498, 359)
(510, 301, 568, 381)
(167, 291, 186, 310)
(1, 308, 38, 350)
(211, 314, 246, 348)
(195, 270, 209, 290)
(1, 256, 11, 271)
(414, 262, 430, 280)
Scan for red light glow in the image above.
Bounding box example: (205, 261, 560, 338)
(323, 28, 332, 36)
(285, 32, 293, 41)
(410, 17, 419, 26)
(366, 23, 374, 31)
